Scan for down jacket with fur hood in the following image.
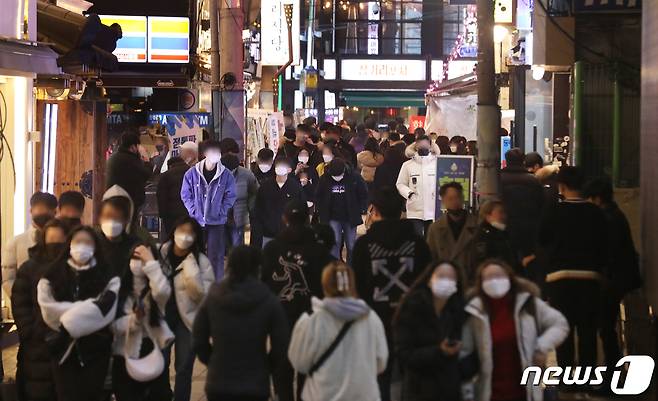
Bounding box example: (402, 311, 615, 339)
(396, 142, 441, 221)
(461, 279, 569, 401)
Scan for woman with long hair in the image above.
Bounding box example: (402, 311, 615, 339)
(462, 259, 569, 401)
(288, 261, 388, 401)
(13, 219, 68, 401)
(193, 246, 289, 401)
(159, 216, 214, 401)
(392, 261, 466, 401)
(357, 137, 384, 184)
(37, 226, 121, 401)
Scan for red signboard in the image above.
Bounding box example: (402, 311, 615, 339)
(409, 115, 426, 131)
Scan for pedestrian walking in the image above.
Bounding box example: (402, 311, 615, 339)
(316, 141, 337, 177)
(324, 124, 357, 167)
(351, 186, 431, 401)
(283, 124, 321, 169)
(193, 246, 290, 401)
(160, 217, 214, 401)
(111, 243, 173, 401)
(106, 132, 153, 220)
(57, 191, 86, 228)
(12, 219, 68, 401)
(251, 148, 276, 184)
(37, 226, 121, 401)
(181, 139, 238, 281)
(461, 260, 569, 401)
(97, 186, 142, 278)
(262, 201, 333, 401)
(427, 182, 478, 283)
(373, 135, 406, 191)
(357, 137, 384, 184)
(583, 177, 642, 393)
(254, 157, 307, 247)
(392, 261, 466, 401)
(221, 153, 259, 248)
(396, 135, 440, 237)
(288, 261, 388, 401)
(2, 192, 57, 299)
(473, 200, 519, 276)
(157, 156, 191, 236)
(315, 158, 369, 264)
(538, 167, 607, 372)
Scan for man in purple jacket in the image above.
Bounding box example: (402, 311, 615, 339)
(181, 139, 237, 280)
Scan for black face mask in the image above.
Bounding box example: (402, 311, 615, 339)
(447, 208, 465, 217)
(417, 148, 430, 156)
(32, 214, 53, 229)
(221, 154, 240, 171)
(44, 243, 66, 260)
(60, 217, 82, 229)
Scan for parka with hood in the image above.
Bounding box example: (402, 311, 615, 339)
(288, 297, 389, 401)
(396, 142, 440, 221)
(180, 159, 237, 227)
(460, 279, 569, 401)
(192, 278, 289, 400)
(357, 150, 384, 183)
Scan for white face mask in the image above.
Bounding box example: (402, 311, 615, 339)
(298, 155, 309, 164)
(174, 233, 195, 250)
(258, 163, 272, 173)
(482, 277, 511, 299)
(491, 221, 507, 231)
(275, 165, 289, 176)
(129, 259, 145, 277)
(431, 278, 458, 299)
(70, 243, 94, 265)
(205, 151, 221, 164)
(332, 174, 344, 182)
(101, 220, 124, 238)
(323, 154, 333, 163)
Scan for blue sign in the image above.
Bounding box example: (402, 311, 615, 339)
(148, 112, 212, 157)
(435, 155, 475, 218)
(501, 136, 512, 168)
(573, 0, 641, 12)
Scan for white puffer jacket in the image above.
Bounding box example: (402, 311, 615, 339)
(111, 260, 174, 358)
(160, 242, 214, 330)
(396, 142, 440, 221)
(461, 281, 569, 401)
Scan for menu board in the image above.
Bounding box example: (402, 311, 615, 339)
(99, 15, 147, 63)
(147, 16, 190, 63)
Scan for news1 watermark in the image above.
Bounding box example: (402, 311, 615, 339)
(521, 355, 655, 395)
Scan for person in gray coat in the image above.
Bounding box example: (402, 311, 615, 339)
(221, 153, 259, 248)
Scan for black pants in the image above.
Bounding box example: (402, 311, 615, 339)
(52, 352, 111, 401)
(599, 288, 624, 381)
(548, 279, 600, 368)
(273, 341, 305, 401)
(112, 356, 172, 401)
(377, 325, 395, 401)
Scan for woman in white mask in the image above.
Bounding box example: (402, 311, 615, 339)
(393, 261, 468, 401)
(37, 226, 121, 401)
(98, 188, 142, 278)
(462, 260, 569, 401)
(159, 217, 214, 401)
(472, 200, 519, 276)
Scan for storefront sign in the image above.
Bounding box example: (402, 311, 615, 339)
(574, 0, 641, 12)
(148, 16, 190, 63)
(148, 112, 211, 157)
(100, 15, 147, 62)
(340, 59, 426, 81)
(435, 155, 475, 218)
(459, 7, 478, 58)
(260, 0, 301, 66)
(409, 116, 426, 130)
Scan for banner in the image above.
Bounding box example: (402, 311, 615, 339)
(245, 109, 284, 162)
(435, 155, 475, 218)
(425, 93, 477, 140)
(148, 112, 211, 157)
(409, 115, 426, 131)
(260, 0, 301, 65)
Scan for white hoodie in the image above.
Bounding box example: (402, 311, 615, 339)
(288, 297, 388, 401)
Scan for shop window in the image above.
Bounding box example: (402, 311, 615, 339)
(442, 3, 467, 56)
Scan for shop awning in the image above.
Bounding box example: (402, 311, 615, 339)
(341, 91, 426, 108)
(0, 39, 60, 75)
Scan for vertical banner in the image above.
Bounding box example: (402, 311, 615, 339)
(260, 0, 301, 65)
(212, 90, 246, 156)
(148, 112, 211, 157)
(435, 155, 475, 218)
(268, 112, 284, 151)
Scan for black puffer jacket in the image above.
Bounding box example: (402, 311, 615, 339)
(106, 148, 153, 209)
(500, 166, 545, 256)
(193, 278, 289, 400)
(472, 222, 519, 275)
(393, 287, 465, 401)
(156, 159, 190, 225)
(254, 177, 307, 238)
(12, 247, 58, 401)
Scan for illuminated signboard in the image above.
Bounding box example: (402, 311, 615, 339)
(260, 0, 301, 66)
(340, 59, 426, 81)
(148, 16, 190, 63)
(99, 15, 147, 63)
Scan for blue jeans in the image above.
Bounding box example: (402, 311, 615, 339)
(329, 220, 357, 265)
(226, 226, 245, 248)
(163, 322, 195, 401)
(205, 224, 225, 281)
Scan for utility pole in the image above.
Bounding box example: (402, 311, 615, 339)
(475, 0, 500, 202)
(209, 0, 220, 89)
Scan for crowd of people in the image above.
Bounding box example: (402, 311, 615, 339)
(0, 116, 642, 401)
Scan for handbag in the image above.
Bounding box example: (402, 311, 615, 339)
(307, 320, 354, 377)
(123, 295, 165, 383)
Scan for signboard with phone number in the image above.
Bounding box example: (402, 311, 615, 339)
(435, 155, 475, 219)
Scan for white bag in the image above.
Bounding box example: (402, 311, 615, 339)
(124, 315, 165, 382)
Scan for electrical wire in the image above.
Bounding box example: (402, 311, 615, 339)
(0, 89, 17, 191)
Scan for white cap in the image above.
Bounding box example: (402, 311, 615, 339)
(180, 141, 198, 152)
